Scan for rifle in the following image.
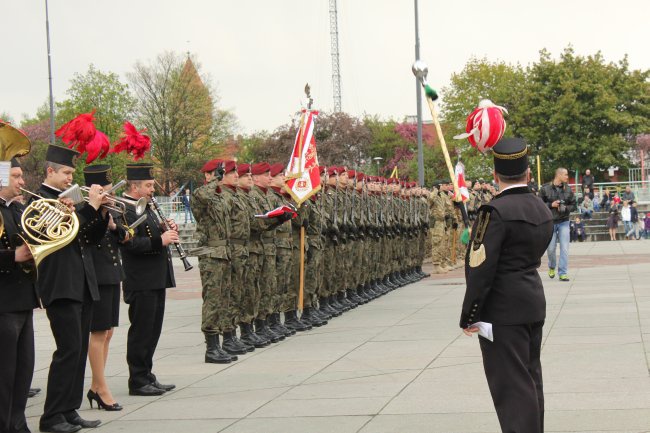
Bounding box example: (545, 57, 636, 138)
(340, 176, 349, 244)
(331, 174, 341, 245)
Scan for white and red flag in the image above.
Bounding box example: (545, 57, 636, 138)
(284, 109, 321, 206)
(455, 161, 469, 202)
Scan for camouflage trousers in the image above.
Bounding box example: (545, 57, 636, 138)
(430, 224, 445, 266)
(230, 245, 249, 326)
(286, 243, 301, 311)
(305, 244, 323, 308)
(199, 256, 232, 335)
(321, 242, 336, 298)
(276, 246, 293, 312)
(258, 243, 277, 319)
(417, 229, 427, 266)
(336, 241, 350, 293)
(243, 252, 263, 323)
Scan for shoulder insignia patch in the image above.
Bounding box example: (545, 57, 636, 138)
(469, 207, 491, 268)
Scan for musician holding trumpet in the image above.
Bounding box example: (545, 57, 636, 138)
(120, 163, 177, 397)
(36, 145, 108, 433)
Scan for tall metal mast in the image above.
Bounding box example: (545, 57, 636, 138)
(329, 0, 342, 112)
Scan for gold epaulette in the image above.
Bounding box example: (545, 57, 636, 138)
(469, 207, 491, 267)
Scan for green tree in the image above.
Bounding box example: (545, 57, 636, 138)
(441, 57, 527, 180)
(128, 52, 236, 193)
(55, 65, 138, 183)
(521, 48, 650, 180)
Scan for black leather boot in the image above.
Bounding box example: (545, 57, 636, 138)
(329, 295, 349, 312)
(240, 323, 269, 348)
(222, 331, 248, 355)
(256, 318, 284, 342)
(270, 312, 294, 337)
(301, 307, 327, 327)
(284, 310, 312, 331)
(319, 297, 339, 317)
(205, 334, 236, 363)
(231, 329, 255, 352)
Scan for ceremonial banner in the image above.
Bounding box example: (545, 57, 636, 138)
(284, 110, 321, 206)
(455, 162, 469, 202)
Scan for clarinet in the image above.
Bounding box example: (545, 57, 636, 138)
(149, 197, 194, 272)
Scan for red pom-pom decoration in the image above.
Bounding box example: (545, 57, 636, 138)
(110, 121, 151, 161)
(453, 100, 507, 153)
(55, 109, 111, 163)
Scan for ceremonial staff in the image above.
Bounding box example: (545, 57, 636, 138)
(412, 61, 460, 201)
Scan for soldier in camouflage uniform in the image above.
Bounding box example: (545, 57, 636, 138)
(235, 164, 275, 347)
(250, 162, 293, 342)
(429, 182, 448, 274)
(267, 164, 305, 334)
(193, 159, 237, 364)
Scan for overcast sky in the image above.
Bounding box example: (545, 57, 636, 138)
(2, 0, 649, 134)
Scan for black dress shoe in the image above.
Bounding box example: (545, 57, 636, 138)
(64, 413, 101, 428)
(129, 384, 165, 396)
(152, 380, 176, 391)
(28, 387, 41, 398)
(39, 422, 81, 433)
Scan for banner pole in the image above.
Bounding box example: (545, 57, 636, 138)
(536, 155, 541, 187)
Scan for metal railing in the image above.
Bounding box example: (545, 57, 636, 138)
(565, 181, 650, 204)
(153, 196, 195, 224)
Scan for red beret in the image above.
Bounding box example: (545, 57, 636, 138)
(269, 163, 285, 177)
(251, 162, 270, 175)
(327, 166, 339, 176)
(347, 169, 356, 178)
(222, 160, 236, 174)
(356, 172, 365, 180)
(200, 159, 221, 173)
(387, 178, 398, 184)
(318, 165, 326, 174)
(339, 166, 348, 174)
(237, 163, 251, 176)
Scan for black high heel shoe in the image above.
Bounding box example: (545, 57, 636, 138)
(87, 390, 123, 411)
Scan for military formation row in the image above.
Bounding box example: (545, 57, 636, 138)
(190, 160, 491, 362)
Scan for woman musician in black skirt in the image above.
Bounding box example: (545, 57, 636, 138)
(83, 165, 125, 411)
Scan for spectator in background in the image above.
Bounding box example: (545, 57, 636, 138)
(607, 208, 619, 241)
(570, 216, 587, 242)
(621, 200, 632, 239)
(593, 191, 601, 212)
(540, 167, 576, 281)
(643, 213, 650, 239)
(181, 188, 194, 223)
(600, 189, 611, 212)
(582, 186, 594, 201)
(581, 169, 594, 193)
(579, 192, 594, 219)
(612, 193, 621, 209)
(621, 185, 635, 202)
(626, 201, 640, 240)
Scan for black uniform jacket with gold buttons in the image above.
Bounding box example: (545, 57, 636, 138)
(33, 184, 107, 306)
(90, 213, 126, 285)
(120, 196, 175, 292)
(460, 186, 553, 328)
(0, 199, 39, 312)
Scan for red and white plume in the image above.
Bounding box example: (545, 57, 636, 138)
(55, 109, 110, 163)
(284, 110, 321, 206)
(110, 121, 151, 161)
(455, 161, 469, 202)
(454, 99, 507, 153)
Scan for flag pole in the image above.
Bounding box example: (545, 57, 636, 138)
(299, 223, 305, 311)
(536, 155, 541, 187)
(412, 61, 460, 201)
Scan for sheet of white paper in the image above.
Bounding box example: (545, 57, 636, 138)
(0, 161, 10, 189)
(473, 321, 493, 342)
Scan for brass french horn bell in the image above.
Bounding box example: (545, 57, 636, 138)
(0, 120, 31, 244)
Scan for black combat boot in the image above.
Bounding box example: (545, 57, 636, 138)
(418, 265, 430, 278)
(319, 297, 340, 317)
(284, 310, 312, 331)
(382, 275, 396, 290)
(337, 292, 356, 309)
(329, 295, 349, 312)
(269, 312, 294, 337)
(205, 334, 236, 364)
(256, 318, 284, 343)
(364, 282, 379, 299)
(348, 288, 366, 305)
(301, 307, 328, 327)
(240, 323, 269, 348)
(222, 331, 248, 355)
(231, 329, 255, 352)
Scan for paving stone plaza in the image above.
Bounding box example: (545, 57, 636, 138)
(26, 241, 650, 433)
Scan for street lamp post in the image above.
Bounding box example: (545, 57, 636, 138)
(373, 157, 383, 176)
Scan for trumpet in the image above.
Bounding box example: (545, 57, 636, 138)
(59, 181, 147, 216)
